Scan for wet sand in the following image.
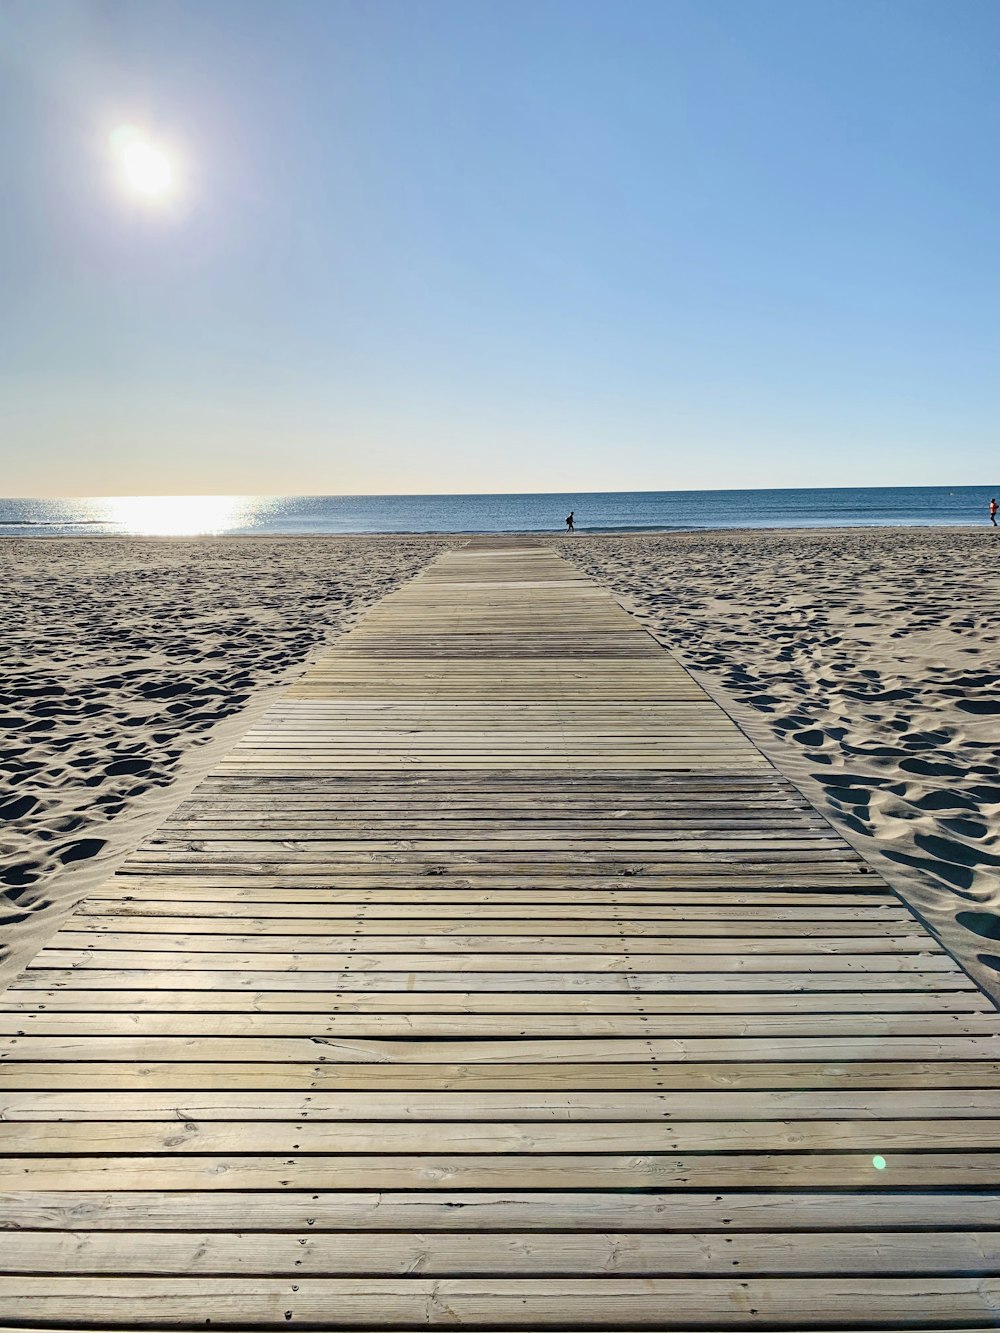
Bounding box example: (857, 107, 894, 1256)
(556, 527, 1000, 1001)
(0, 535, 450, 985)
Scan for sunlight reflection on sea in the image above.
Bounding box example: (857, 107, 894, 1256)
(0, 486, 995, 537)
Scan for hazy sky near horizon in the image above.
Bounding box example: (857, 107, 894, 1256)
(1, 0, 998, 497)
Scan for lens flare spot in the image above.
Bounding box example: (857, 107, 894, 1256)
(110, 125, 175, 201)
(872, 1155, 887, 1171)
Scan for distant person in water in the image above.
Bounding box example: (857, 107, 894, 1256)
(991, 498, 998, 527)
(565, 511, 575, 532)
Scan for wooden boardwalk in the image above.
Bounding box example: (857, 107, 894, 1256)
(1, 538, 999, 1329)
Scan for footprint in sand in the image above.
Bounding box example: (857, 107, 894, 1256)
(793, 729, 825, 747)
(104, 758, 152, 777)
(958, 912, 1000, 941)
(899, 756, 967, 779)
(0, 795, 39, 820)
(914, 788, 978, 812)
(57, 838, 105, 866)
(955, 698, 1000, 715)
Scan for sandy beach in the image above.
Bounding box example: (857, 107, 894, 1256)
(0, 535, 449, 985)
(4, 526, 1000, 1000)
(556, 527, 1000, 999)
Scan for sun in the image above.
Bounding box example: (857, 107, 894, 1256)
(110, 124, 176, 202)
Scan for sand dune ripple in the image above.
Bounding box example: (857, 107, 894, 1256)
(558, 527, 1000, 1001)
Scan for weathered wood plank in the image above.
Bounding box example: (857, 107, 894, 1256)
(4, 1151, 1000, 1190)
(29, 949, 960, 973)
(2, 1189, 996, 1231)
(12, 966, 978, 992)
(3, 1089, 997, 1121)
(6, 988, 984, 1012)
(2, 1034, 996, 1062)
(2, 1229, 998, 1276)
(3, 1118, 999, 1155)
(0, 1276, 999, 1324)
(3, 1010, 994, 1037)
(3, 1060, 998, 1090)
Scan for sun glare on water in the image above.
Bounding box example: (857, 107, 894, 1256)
(100, 496, 250, 536)
(110, 125, 177, 203)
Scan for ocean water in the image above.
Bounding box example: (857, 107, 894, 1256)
(0, 486, 997, 537)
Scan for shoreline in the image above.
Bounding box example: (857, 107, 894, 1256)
(3, 521, 998, 539)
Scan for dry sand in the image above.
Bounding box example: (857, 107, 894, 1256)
(0, 535, 450, 985)
(556, 527, 1000, 1001)
(4, 527, 999, 1003)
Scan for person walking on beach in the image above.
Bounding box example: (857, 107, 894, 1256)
(990, 497, 997, 527)
(565, 510, 575, 532)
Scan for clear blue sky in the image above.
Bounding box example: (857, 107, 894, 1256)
(1, 0, 997, 496)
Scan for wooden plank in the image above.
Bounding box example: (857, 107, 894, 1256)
(5, 1151, 1000, 1190)
(0, 1276, 999, 1324)
(4, 1010, 995, 1037)
(2, 1229, 998, 1276)
(3, 1061, 998, 1090)
(4, 1089, 999, 1121)
(105, 871, 892, 890)
(45, 929, 936, 954)
(97, 881, 899, 900)
(0, 1327, 985, 1333)
(12, 967, 978, 992)
(4, 1118, 1000, 1155)
(30, 949, 960, 973)
(7, 988, 985, 1012)
(3, 1034, 997, 1063)
(2, 1189, 997, 1231)
(78, 900, 915, 920)
(67, 914, 921, 937)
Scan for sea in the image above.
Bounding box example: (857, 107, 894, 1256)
(0, 486, 996, 537)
